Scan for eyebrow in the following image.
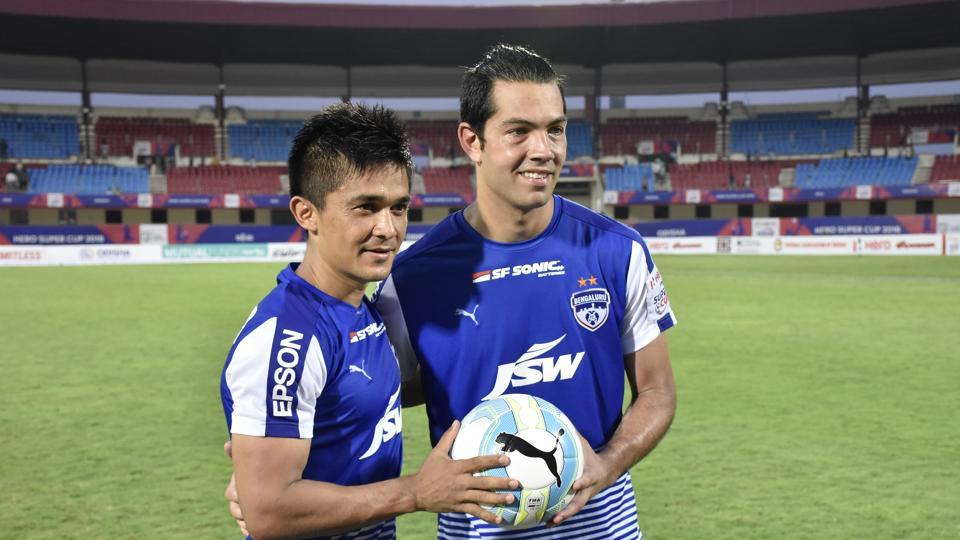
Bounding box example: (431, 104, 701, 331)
(347, 193, 411, 205)
(500, 116, 567, 128)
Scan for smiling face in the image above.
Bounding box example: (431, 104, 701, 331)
(467, 81, 567, 213)
(311, 164, 410, 288)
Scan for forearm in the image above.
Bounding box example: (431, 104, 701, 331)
(243, 475, 418, 540)
(598, 383, 676, 477)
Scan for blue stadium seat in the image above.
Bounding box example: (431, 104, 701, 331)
(27, 164, 150, 194)
(794, 157, 917, 189)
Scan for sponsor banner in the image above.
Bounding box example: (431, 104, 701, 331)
(137, 193, 153, 208)
(602, 190, 619, 205)
(684, 190, 701, 204)
(788, 187, 848, 202)
(876, 184, 948, 199)
(634, 219, 749, 238)
(169, 225, 303, 244)
(267, 242, 306, 262)
(166, 195, 216, 207)
(768, 187, 784, 202)
(46, 193, 64, 208)
(751, 218, 780, 237)
(162, 243, 269, 261)
(781, 215, 937, 236)
(936, 214, 960, 234)
(0, 225, 138, 245)
(949, 183, 960, 197)
(645, 236, 718, 255)
(857, 234, 943, 256)
(74, 195, 128, 207)
(730, 236, 775, 255)
(561, 163, 595, 178)
(772, 236, 856, 255)
(945, 235, 960, 256)
(224, 193, 241, 208)
(140, 224, 169, 245)
(0, 193, 38, 207)
(413, 193, 472, 207)
(615, 191, 679, 205)
(855, 185, 873, 200)
(0, 244, 162, 266)
(249, 195, 290, 208)
(704, 189, 761, 204)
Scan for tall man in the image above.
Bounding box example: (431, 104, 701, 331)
(221, 103, 517, 540)
(375, 45, 678, 539)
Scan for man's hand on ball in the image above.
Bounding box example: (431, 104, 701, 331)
(548, 435, 618, 526)
(409, 420, 520, 525)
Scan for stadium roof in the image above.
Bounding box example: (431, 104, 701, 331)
(0, 0, 958, 97)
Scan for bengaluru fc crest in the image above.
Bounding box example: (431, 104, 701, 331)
(570, 288, 610, 332)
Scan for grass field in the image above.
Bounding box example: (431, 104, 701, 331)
(2, 257, 959, 539)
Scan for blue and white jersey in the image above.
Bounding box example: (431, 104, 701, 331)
(376, 196, 676, 539)
(221, 264, 402, 540)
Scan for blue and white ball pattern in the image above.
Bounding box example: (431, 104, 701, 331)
(451, 393, 583, 528)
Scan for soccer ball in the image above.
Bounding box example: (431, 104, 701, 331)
(451, 393, 583, 529)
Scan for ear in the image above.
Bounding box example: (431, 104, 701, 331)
(458, 122, 483, 165)
(289, 195, 320, 233)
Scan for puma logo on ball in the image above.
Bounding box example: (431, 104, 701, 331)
(496, 429, 565, 487)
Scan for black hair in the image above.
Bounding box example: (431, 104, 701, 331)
(288, 102, 412, 209)
(460, 44, 566, 143)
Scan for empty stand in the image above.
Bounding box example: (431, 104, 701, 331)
(0, 114, 79, 159)
(95, 117, 215, 157)
(669, 160, 795, 191)
(405, 120, 460, 159)
(166, 165, 284, 194)
(870, 106, 960, 148)
(794, 156, 917, 188)
(731, 114, 855, 156)
(27, 164, 148, 194)
(599, 118, 716, 156)
(931, 154, 960, 182)
(566, 121, 594, 159)
(228, 121, 301, 162)
(421, 166, 473, 199)
(604, 164, 654, 192)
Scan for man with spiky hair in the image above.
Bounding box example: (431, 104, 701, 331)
(220, 103, 517, 540)
(377, 44, 678, 539)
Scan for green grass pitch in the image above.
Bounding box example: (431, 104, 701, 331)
(1, 257, 958, 539)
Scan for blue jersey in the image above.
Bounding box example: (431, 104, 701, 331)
(221, 264, 402, 540)
(376, 196, 676, 540)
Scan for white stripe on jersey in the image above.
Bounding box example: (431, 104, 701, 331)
(620, 241, 675, 354)
(226, 318, 328, 438)
(437, 472, 641, 540)
(225, 316, 276, 436)
(329, 518, 396, 539)
(296, 335, 327, 438)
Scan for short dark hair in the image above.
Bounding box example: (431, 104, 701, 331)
(460, 44, 566, 142)
(288, 103, 412, 209)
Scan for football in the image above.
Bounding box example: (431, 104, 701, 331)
(450, 393, 584, 529)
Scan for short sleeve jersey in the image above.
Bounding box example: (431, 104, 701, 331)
(376, 196, 676, 450)
(221, 264, 402, 540)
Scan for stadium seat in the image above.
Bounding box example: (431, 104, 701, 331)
(166, 165, 285, 194)
(95, 117, 216, 158)
(0, 114, 80, 159)
(731, 113, 855, 156)
(26, 164, 149, 194)
(930, 154, 960, 183)
(421, 166, 473, 199)
(598, 117, 715, 156)
(794, 156, 917, 189)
